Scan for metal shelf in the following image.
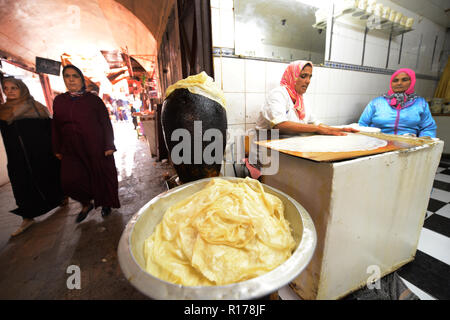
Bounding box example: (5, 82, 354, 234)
(324, 5, 417, 69)
(313, 7, 413, 37)
(368, 20, 413, 37)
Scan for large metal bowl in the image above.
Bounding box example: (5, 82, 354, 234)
(117, 177, 316, 300)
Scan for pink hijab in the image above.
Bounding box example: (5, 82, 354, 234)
(280, 60, 313, 120)
(386, 68, 416, 107)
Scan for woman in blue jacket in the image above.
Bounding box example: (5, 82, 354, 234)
(358, 68, 436, 138)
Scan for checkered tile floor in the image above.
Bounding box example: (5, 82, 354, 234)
(396, 157, 450, 300)
(278, 157, 450, 300)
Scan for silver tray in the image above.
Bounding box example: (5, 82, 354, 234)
(117, 177, 317, 300)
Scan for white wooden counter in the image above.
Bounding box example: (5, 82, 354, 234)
(259, 135, 444, 299)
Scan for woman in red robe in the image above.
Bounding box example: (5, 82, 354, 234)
(52, 65, 120, 222)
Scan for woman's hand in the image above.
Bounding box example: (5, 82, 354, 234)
(316, 125, 359, 136)
(316, 127, 347, 136)
(55, 153, 62, 160)
(341, 127, 360, 133)
(105, 149, 115, 156)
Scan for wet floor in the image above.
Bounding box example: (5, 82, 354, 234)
(0, 121, 175, 299)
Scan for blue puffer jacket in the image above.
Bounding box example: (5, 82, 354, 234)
(358, 96, 437, 138)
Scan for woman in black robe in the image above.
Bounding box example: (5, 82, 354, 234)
(52, 65, 120, 223)
(0, 77, 64, 236)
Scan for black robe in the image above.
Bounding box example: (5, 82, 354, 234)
(0, 118, 64, 219)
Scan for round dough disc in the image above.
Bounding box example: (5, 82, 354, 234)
(266, 133, 387, 153)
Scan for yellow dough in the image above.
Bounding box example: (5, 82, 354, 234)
(165, 71, 226, 109)
(143, 178, 295, 286)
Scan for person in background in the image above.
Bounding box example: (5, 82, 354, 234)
(358, 68, 437, 138)
(0, 72, 4, 104)
(112, 99, 120, 122)
(52, 65, 120, 223)
(133, 97, 142, 112)
(256, 60, 357, 136)
(116, 100, 124, 122)
(121, 107, 128, 121)
(105, 101, 114, 121)
(0, 77, 65, 236)
(117, 106, 124, 121)
(130, 105, 138, 130)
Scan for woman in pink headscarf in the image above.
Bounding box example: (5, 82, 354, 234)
(359, 68, 436, 137)
(256, 60, 356, 135)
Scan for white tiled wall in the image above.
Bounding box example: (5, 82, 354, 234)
(210, 0, 234, 48)
(245, 60, 265, 93)
(221, 58, 245, 92)
(223, 92, 245, 124)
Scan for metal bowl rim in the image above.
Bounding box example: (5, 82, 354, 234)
(118, 177, 317, 300)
